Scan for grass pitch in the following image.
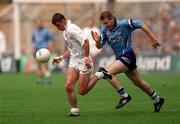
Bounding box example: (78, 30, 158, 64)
(0, 72, 180, 124)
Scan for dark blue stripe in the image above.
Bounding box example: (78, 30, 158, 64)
(130, 19, 135, 29)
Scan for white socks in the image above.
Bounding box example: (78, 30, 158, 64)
(71, 108, 79, 115)
(150, 92, 160, 103)
(95, 72, 104, 79)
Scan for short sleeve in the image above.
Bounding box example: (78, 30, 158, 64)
(69, 25, 87, 46)
(128, 19, 143, 29)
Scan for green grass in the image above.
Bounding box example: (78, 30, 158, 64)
(0, 72, 180, 124)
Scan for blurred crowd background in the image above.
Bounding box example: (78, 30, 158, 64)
(0, 0, 180, 73)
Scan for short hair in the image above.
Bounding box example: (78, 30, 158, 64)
(52, 13, 66, 25)
(100, 11, 114, 21)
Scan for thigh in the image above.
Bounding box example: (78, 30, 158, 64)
(106, 60, 129, 75)
(78, 74, 90, 91)
(66, 67, 79, 87)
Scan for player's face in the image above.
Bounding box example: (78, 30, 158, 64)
(101, 18, 115, 30)
(55, 20, 66, 31)
(36, 20, 44, 29)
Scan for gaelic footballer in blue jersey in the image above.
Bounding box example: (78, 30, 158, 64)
(92, 11, 164, 112)
(32, 19, 54, 83)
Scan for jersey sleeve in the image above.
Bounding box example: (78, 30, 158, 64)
(127, 19, 143, 29)
(68, 24, 87, 46)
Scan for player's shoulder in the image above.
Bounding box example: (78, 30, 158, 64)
(117, 19, 129, 25)
(66, 21, 81, 34)
(67, 20, 80, 29)
(43, 28, 50, 31)
(42, 28, 51, 34)
(82, 27, 89, 32)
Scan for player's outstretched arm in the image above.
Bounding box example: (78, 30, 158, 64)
(52, 49, 70, 65)
(141, 23, 161, 49)
(91, 31, 101, 49)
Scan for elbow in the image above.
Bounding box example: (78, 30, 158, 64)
(97, 46, 101, 49)
(96, 44, 101, 49)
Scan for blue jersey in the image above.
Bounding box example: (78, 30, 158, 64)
(32, 28, 54, 50)
(100, 19, 143, 59)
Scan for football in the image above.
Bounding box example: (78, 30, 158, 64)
(36, 48, 51, 63)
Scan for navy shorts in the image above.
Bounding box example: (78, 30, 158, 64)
(117, 51, 137, 71)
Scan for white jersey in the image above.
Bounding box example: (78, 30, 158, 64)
(63, 20, 93, 74)
(63, 20, 87, 58)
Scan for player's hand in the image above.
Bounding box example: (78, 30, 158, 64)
(84, 57, 91, 69)
(152, 41, 161, 49)
(91, 31, 100, 42)
(52, 56, 63, 65)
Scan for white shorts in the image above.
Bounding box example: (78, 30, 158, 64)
(69, 56, 94, 74)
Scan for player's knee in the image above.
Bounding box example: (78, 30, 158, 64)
(78, 89, 87, 96)
(65, 83, 74, 92)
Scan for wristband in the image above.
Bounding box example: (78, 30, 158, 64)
(59, 55, 64, 59)
(54, 55, 64, 60)
(84, 57, 89, 60)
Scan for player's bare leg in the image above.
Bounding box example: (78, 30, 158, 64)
(125, 69, 164, 112)
(36, 61, 43, 83)
(107, 60, 129, 74)
(65, 68, 79, 116)
(78, 74, 90, 95)
(100, 60, 132, 109)
(44, 62, 51, 83)
(78, 74, 99, 96)
(125, 69, 153, 94)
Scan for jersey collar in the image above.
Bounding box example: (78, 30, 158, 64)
(65, 20, 71, 30)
